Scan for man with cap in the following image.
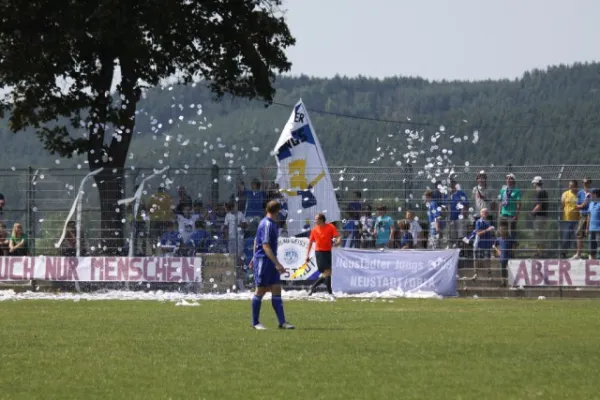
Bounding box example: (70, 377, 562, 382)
(497, 173, 521, 239)
(530, 176, 549, 257)
(573, 178, 594, 259)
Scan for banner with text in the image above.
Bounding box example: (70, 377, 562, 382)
(509, 259, 600, 287)
(0, 256, 202, 282)
(332, 249, 459, 296)
(278, 237, 319, 281)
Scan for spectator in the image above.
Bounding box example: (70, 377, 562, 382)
(474, 208, 495, 270)
(342, 211, 359, 248)
(529, 176, 549, 258)
(425, 190, 444, 249)
(448, 175, 470, 247)
(237, 177, 266, 222)
(187, 220, 211, 254)
(494, 222, 515, 287)
(587, 189, 600, 260)
(573, 178, 593, 259)
(8, 222, 28, 256)
(158, 220, 181, 256)
(0, 192, 4, 222)
(61, 220, 87, 257)
(560, 180, 580, 259)
(359, 205, 375, 249)
(175, 186, 193, 215)
(497, 173, 521, 238)
(374, 205, 394, 249)
(0, 223, 8, 256)
(406, 211, 422, 249)
(128, 184, 148, 256)
(224, 202, 247, 262)
(472, 170, 494, 222)
(347, 192, 362, 219)
(149, 186, 174, 246)
(176, 204, 199, 245)
(397, 220, 414, 249)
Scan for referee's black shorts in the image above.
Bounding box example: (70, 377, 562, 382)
(315, 250, 332, 273)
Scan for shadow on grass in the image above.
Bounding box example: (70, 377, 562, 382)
(300, 327, 348, 331)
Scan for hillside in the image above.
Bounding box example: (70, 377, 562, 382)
(1, 62, 599, 173)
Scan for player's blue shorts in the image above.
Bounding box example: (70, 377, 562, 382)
(254, 257, 281, 287)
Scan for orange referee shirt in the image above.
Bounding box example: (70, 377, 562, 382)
(309, 223, 339, 251)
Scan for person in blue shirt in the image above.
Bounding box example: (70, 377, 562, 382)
(475, 208, 495, 264)
(448, 176, 470, 247)
(159, 221, 181, 256)
(186, 220, 211, 254)
(574, 178, 593, 259)
(343, 213, 359, 248)
(586, 189, 600, 260)
(397, 220, 414, 249)
(425, 190, 444, 249)
(374, 205, 395, 248)
(249, 200, 294, 330)
(494, 222, 515, 287)
(237, 177, 266, 222)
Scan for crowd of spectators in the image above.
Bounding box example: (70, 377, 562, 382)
(1, 171, 599, 272)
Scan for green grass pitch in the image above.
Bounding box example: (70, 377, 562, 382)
(1, 298, 599, 400)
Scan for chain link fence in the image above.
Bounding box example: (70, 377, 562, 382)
(1, 165, 599, 288)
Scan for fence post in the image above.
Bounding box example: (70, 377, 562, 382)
(211, 164, 219, 207)
(27, 166, 36, 257)
(27, 167, 36, 291)
(557, 165, 565, 259)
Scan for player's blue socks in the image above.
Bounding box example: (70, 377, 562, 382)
(271, 295, 286, 325)
(252, 295, 263, 326)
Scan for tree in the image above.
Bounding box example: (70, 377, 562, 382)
(0, 0, 295, 253)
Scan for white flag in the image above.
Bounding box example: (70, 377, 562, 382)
(273, 99, 340, 236)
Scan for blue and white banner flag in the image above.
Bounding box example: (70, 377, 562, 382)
(274, 99, 340, 236)
(332, 249, 459, 297)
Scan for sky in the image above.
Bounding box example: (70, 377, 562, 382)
(283, 0, 600, 81)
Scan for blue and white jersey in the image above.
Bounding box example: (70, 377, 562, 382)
(254, 217, 278, 259)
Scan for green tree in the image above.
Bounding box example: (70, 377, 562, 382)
(0, 0, 295, 253)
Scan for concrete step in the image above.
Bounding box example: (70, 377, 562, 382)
(459, 287, 600, 299)
(458, 276, 505, 289)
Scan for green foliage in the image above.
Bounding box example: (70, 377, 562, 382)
(0, 0, 295, 250)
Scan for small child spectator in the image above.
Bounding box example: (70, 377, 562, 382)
(0, 223, 8, 256)
(8, 223, 28, 256)
(406, 211, 422, 248)
(398, 220, 414, 249)
(187, 220, 211, 254)
(493, 222, 515, 287)
(61, 220, 87, 256)
(474, 208, 495, 274)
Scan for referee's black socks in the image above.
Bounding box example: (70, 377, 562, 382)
(309, 277, 325, 294)
(325, 276, 332, 295)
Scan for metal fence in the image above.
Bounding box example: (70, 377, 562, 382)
(1, 165, 599, 263)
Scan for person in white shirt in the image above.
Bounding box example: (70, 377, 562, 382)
(406, 211, 423, 248)
(176, 205, 199, 244)
(224, 202, 247, 263)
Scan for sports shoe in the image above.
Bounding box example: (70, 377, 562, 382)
(570, 255, 581, 260)
(328, 294, 336, 302)
(279, 322, 295, 329)
(253, 323, 267, 330)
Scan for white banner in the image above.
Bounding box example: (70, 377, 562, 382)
(273, 99, 340, 236)
(0, 256, 202, 282)
(277, 237, 319, 281)
(508, 259, 600, 287)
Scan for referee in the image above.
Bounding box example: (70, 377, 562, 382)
(305, 213, 342, 298)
